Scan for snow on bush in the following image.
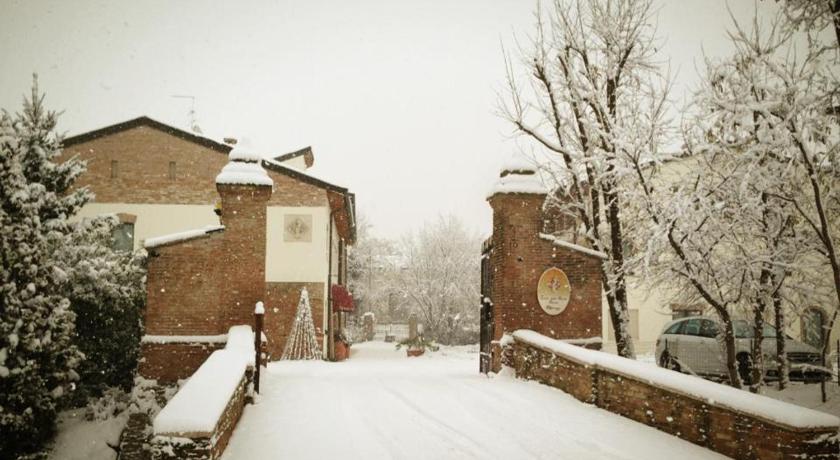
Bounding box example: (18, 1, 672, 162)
(512, 330, 840, 429)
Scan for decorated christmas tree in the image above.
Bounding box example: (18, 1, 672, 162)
(281, 287, 323, 360)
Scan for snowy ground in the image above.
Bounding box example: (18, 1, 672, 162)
(48, 410, 126, 460)
(222, 342, 725, 460)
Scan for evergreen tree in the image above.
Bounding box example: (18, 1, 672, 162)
(0, 77, 90, 457)
(281, 288, 322, 360)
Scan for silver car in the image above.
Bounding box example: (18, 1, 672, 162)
(654, 316, 829, 383)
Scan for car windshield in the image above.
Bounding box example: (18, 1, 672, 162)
(733, 320, 778, 338)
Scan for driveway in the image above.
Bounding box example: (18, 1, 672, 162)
(222, 342, 725, 460)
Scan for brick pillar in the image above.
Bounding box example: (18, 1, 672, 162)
(486, 163, 602, 372)
(488, 190, 547, 371)
(216, 150, 273, 331)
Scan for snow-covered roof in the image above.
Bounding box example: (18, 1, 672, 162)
(261, 158, 348, 192)
(144, 225, 224, 249)
(512, 330, 840, 430)
(539, 233, 608, 259)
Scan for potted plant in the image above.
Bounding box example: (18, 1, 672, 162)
(334, 328, 352, 361)
(396, 334, 439, 357)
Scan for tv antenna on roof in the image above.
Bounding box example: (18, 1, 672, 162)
(171, 94, 202, 135)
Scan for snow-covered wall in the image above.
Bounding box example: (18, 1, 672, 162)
(152, 326, 256, 459)
(507, 330, 839, 458)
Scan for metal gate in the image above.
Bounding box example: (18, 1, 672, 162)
(479, 240, 494, 373)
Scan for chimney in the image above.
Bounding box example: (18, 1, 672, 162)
(215, 139, 273, 329)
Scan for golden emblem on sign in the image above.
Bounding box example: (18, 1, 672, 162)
(537, 267, 571, 315)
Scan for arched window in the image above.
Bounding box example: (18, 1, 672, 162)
(802, 308, 826, 349)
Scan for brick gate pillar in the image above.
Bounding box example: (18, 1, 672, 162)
(486, 160, 603, 372)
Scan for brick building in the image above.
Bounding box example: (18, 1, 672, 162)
(62, 117, 356, 381)
(481, 160, 603, 372)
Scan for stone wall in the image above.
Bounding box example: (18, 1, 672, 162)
(508, 333, 839, 459)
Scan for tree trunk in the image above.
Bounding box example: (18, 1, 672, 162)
(604, 180, 635, 359)
(773, 290, 789, 390)
(750, 308, 765, 393)
(719, 309, 742, 389)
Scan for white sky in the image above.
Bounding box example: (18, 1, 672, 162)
(0, 0, 776, 239)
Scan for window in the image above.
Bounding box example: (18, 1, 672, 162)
(112, 222, 134, 252)
(110, 160, 118, 179)
(803, 308, 826, 349)
(683, 318, 702, 336)
(664, 321, 683, 335)
(168, 161, 176, 180)
(700, 320, 720, 338)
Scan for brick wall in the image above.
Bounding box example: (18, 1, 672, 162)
(267, 172, 328, 207)
(139, 342, 225, 384)
(509, 335, 839, 459)
(145, 233, 226, 336)
(488, 192, 602, 371)
(141, 181, 271, 380)
(264, 282, 325, 358)
(63, 126, 229, 204)
(62, 125, 329, 207)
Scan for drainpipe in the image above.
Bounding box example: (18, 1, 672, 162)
(326, 209, 335, 361)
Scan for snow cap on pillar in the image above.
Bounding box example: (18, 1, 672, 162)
(215, 137, 273, 187)
(487, 154, 548, 198)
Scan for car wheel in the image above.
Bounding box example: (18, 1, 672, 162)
(659, 351, 681, 373)
(737, 353, 753, 385)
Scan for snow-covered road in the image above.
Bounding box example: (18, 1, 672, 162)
(222, 342, 726, 460)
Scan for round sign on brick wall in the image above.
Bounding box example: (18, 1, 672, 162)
(537, 267, 571, 315)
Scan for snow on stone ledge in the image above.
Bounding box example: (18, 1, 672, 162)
(153, 326, 256, 436)
(511, 330, 840, 430)
(215, 160, 273, 187)
(539, 233, 608, 260)
(144, 225, 224, 249)
(225, 325, 255, 366)
(141, 334, 228, 344)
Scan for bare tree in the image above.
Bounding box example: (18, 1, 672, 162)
(397, 215, 481, 344)
(647, 8, 840, 391)
(500, 0, 672, 358)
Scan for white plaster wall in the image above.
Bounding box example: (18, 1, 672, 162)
(73, 203, 219, 250)
(602, 281, 675, 355)
(277, 156, 308, 171)
(265, 206, 330, 283)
